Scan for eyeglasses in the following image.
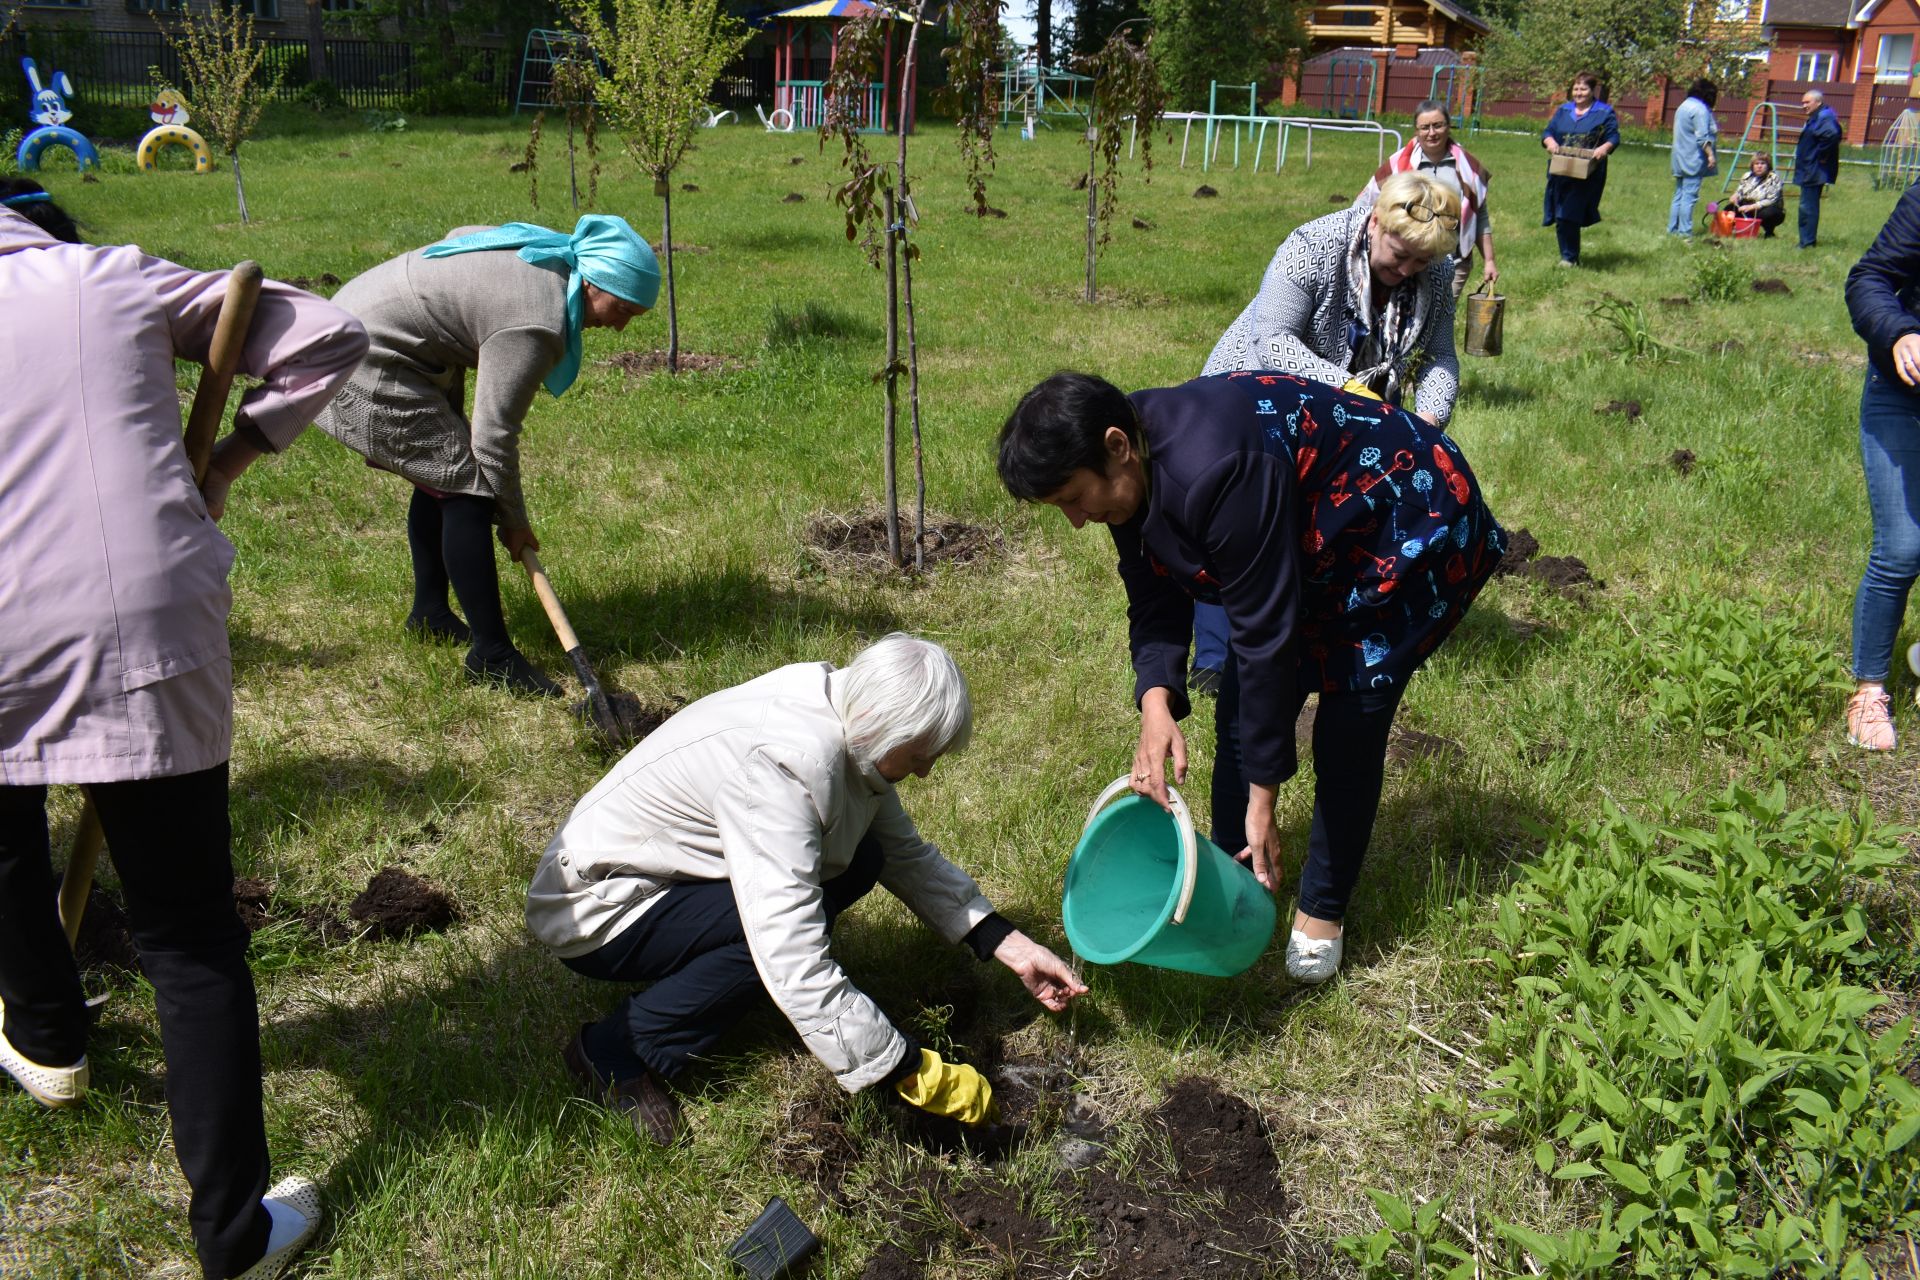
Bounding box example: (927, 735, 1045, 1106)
(1396, 200, 1460, 228)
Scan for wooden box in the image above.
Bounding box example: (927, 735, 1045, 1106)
(1549, 146, 1597, 180)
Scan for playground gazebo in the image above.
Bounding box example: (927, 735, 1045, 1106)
(768, 0, 928, 132)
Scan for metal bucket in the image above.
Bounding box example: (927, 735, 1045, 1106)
(1464, 287, 1504, 358)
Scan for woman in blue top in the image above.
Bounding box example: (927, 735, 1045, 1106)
(998, 371, 1504, 983)
(1541, 71, 1621, 267)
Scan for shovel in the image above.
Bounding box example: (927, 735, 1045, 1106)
(518, 549, 655, 750)
(58, 262, 264, 947)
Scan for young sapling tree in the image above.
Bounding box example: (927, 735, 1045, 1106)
(567, 0, 750, 372)
(156, 4, 280, 224)
(1076, 26, 1164, 302)
(524, 38, 601, 213)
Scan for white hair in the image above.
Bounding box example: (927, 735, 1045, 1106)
(1805, 89, 1825, 106)
(832, 632, 973, 766)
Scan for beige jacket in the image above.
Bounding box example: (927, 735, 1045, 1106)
(525, 662, 996, 1092)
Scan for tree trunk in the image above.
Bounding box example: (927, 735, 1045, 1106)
(304, 0, 328, 85)
(1084, 128, 1098, 302)
(232, 150, 251, 225)
(1036, 0, 1052, 69)
(882, 184, 901, 568)
(898, 0, 929, 571)
(660, 177, 678, 374)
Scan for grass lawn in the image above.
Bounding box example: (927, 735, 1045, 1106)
(2, 108, 1916, 1277)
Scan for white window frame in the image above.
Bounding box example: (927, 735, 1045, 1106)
(1877, 32, 1915, 82)
(1795, 50, 1836, 81)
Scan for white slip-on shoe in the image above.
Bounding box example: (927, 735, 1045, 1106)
(234, 1176, 323, 1280)
(0, 995, 88, 1108)
(1285, 929, 1344, 984)
(1908, 641, 1920, 681)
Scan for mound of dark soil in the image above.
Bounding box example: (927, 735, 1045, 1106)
(805, 511, 1005, 572)
(966, 205, 1009, 218)
(73, 875, 355, 975)
(774, 1094, 862, 1204)
(1131, 216, 1153, 230)
(1752, 278, 1792, 295)
(1149, 1079, 1288, 1215)
(584, 692, 674, 745)
(1670, 448, 1697, 477)
(1069, 172, 1089, 190)
(232, 876, 275, 931)
(1387, 726, 1467, 767)
(781, 192, 806, 203)
(507, 160, 529, 173)
(1493, 526, 1605, 593)
(1193, 185, 1219, 198)
(789, 154, 806, 165)
(347, 867, 459, 939)
(603, 350, 736, 375)
(1595, 398, 1642, 419)
(1328, 193, 1348, 203)
(284, 272, 342, 293)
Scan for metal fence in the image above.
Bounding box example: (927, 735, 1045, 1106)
(6, 27, 512, 111)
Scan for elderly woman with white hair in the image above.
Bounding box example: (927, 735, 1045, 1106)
(525, 634, 1086, 1144)
(1203, 169, 1463, 427)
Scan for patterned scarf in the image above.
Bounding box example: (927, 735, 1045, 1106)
(1343, 212, 1428, 404)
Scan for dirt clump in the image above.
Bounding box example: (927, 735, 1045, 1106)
(1669, 447, 1697, 477)
(1659, 295, 1692, 307)
(781, 191, 806, 203)
(604, 350, 737, 375)
(860, 1242, 925, 1279)
(1193, 184, 1219, 198)
(1328, 193, 1348, 203)
(1752, 278, 1792, 295)
(1388, 726, 1467, 767)
(966, 205, 1009, 218)
(1131, 216, 1153, 230)
(284, 272, 342, 293)
(774, 1093, 863, 1204)
(1493, 526, 1605, 593)
(680, 183, 699, 193)
(1069, 172, 1089, 190)
(347, 867, 459, 940)
(507, 160, 529, 173)
(805, 511, 1005, 572)
(232, 877, 275, 931)
(1595, 398, 1642, 419)
(1149, 1078, 1288, 1215)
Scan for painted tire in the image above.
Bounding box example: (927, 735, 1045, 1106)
(136, 126, 215, 174)
(17, 126, 100, 173)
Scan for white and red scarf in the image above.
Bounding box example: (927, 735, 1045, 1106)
(1361, 139, 1489, 261)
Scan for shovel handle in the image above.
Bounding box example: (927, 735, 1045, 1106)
(1084, 775, 1200, 926)
(518, 548, 583, 653)
(182, 261, 264, 487)
(58, 797, 105, 947)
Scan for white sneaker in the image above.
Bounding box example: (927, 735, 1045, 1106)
(1285, 929, 1344, 984)
(1908, 641, 1920, 680)
(0, 994, 88, 1108)
(235, 1177, 323, 1280)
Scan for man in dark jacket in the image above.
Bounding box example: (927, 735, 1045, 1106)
(1795, 89, 1844, 249)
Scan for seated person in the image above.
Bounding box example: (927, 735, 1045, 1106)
(525, 634, 1086, 1143)
(1728, 154, 1785, 237)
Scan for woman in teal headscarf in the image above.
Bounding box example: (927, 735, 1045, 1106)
(316, 215, 658, 695)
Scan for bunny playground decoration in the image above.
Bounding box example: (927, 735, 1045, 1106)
(17, 57, 100, 173)
(138, 89, 214, 174)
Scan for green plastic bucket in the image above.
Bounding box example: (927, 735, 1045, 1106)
(1062, 777, 1277, 977)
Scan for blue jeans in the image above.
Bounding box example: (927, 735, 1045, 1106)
(1193, 603, 1230, 672)
(1852, 368, 1920, 681)
(1799, 182, 1824, 247)
(1669, 175, 1705, 236)
(1211, 660, 1404, 923)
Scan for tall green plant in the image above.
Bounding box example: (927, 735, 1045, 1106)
(567, 0, 751, 373)
(822, 0, 1002, 571)
(155, 4, 281, 224)
(1075, 25, 1165, 303)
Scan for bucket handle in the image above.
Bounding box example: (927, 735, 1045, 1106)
(1083, 776, 1200, 926)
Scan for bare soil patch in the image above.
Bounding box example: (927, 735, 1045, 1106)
(804, 510, 1005, 573)
(1131, 216, 1153, 230)
(1660, 296, 1692, 307)
(1193, 185, 1219, 198)
(1669, 448, 1697, 477)
(73, 875, 359, 977)
(1328, 193, 1348, 204)
(603, 350, 739, 375)
(1752, 278, 1793, 295)
(284, 272, 342, 293)
(680, 183, 699, 193)
(966, 205, 1009, 218)
(1069, 172, 1089, 190)
(1493, 526, 1605, 594)
(1595, 399, 1642, 419)
(347, 867, 460, 940)
(781, 192, 806, 203)
(1388, 726, 1467, 768)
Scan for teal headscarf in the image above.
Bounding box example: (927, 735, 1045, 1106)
(422, 214, 660, 397)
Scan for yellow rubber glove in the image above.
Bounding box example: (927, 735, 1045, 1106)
(1341, 378, 1383, 401)
(894, 1049, 997, 1126)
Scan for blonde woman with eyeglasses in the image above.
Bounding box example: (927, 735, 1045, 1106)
(1203, 170, 1463, 428)
(1355, 100, 1495, 299)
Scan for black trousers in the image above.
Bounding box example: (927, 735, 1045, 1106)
(1209, 662, 1406, 924)
(564, 836, 885, 1082)
(0, 767, 271, 1280)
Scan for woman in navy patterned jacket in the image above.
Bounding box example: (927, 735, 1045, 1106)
(999, 371, 1504, 982)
